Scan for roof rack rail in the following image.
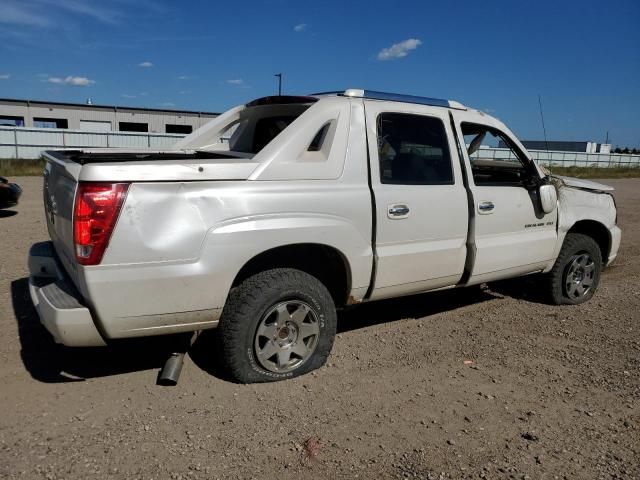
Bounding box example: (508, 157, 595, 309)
(345, 88, 458, 108)
(311, 89, 465, 110)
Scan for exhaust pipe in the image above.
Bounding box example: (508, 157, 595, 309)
(157, 331, 200, 386)
(157, 352, 184, 386)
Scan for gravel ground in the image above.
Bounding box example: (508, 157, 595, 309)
(0, 176, 638, 479)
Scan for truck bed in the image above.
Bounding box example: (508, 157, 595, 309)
(45, 149, 253, 165)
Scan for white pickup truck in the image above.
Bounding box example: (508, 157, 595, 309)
(29, 89, 621, 383)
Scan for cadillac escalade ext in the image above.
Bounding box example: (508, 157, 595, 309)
(29, 89, 621, 383)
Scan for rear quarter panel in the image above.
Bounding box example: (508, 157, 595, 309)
(84, 179, 372, 338)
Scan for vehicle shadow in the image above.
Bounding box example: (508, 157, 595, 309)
(189, 285, 499, 382)
(0, 210, 18, 218)
(486, 275, 550, 304)
(336, 285, 496, 333)
(11, 275, 541, 385)
(11, 278, 184, 383)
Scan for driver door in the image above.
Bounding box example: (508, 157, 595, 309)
(451, 112, 558, 284)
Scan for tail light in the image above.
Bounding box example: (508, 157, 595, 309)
(73, 182, 129, 265)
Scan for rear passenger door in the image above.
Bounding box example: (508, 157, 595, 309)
(365, 101, 469, 300)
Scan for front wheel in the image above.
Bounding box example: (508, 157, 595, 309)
(544, 233, 603, 305)
(217, 268, 337, 383)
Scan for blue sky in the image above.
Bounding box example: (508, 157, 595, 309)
(1, 0, 638, 147)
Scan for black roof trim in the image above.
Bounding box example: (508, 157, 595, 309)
(245, 96, 318, 107)
(0, 98, 220, 116)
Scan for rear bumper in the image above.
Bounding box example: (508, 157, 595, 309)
(28, 242, 106, 347)
(607, 225, 622, 266)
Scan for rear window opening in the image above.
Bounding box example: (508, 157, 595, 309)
(177, 95, 337, 159)
(251, 115, 298, 153)
(221, 102, 313, 155)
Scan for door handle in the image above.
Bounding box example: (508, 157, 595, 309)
(478, 201, 495, 214)
(388, 204, 410, 219)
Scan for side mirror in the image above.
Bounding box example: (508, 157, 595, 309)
(539, 184, 558, 214)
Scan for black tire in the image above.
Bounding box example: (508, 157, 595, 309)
(544, 233, 603, 305)
(217, 268, 337, 383)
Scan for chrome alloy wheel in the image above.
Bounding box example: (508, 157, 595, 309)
(254, 301, 320, 373)
(564, 253, 596, 300)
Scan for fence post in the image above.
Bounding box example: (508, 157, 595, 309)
(13, 128, 19, 159)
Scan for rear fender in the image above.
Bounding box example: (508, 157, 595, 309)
(201, 213, 372, 308)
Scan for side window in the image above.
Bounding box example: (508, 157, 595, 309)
(377, 113, 453, 185)
(461, 123, 530, 187)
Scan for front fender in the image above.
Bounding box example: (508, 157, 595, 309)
(544, 186, 617, 271)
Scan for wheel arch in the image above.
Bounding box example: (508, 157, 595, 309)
(231, 243, 352, 307)
(567, 220, 611, 263)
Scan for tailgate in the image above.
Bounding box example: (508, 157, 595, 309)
(42, 151, 82, 285)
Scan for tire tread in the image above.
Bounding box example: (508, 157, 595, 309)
(545, 233, 602, 305)
(218, 268, 336, 383)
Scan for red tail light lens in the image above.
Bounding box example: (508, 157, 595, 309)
(73, 183, 129, 265)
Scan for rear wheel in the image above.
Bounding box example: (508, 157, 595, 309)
(545, 233, 603, 305)
(218, 268, 337, 383)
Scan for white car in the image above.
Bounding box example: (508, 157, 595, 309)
(29, 89, 621, 383)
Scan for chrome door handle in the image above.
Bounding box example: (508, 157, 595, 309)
(388, 204, 410, 218)
(478, 201, 495, 214)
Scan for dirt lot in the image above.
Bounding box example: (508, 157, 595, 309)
(1, 176, 638, 479)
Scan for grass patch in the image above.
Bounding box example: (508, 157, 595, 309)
(546, 166, 640, 179)
(0, 159, 46, 177)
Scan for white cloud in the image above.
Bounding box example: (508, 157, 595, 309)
(47, 75, 95, 86)
(0, 74, 10, 80)
(0, 2, 50, 27)
(0, 0, 122, 28)
(178, 75, 190, 80)
(226, 79, 244, 85)
(293, 23, 307, 32)
(138, 61, 153, 68)
(159, 102, 175, 107)
(39, 0, 122, 25)
(377, 38, 422, 61)
(121, 94, 137, 99)
(178, 90, 190, 95)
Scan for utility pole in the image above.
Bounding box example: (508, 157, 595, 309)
(274, 73, 282, 96)
(605, 131, 609, 144)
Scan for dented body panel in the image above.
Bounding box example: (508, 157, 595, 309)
(545, 178, 621, 270)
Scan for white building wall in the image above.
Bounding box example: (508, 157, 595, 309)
(0, 100, 217, 133)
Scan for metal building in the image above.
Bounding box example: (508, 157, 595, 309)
(0, 98, 219, 134)
(498, 139, 611, 154)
